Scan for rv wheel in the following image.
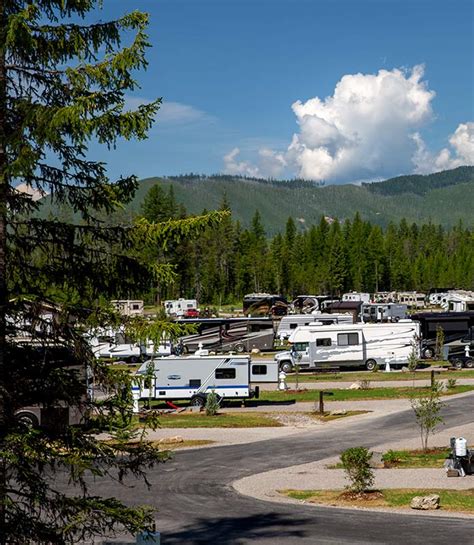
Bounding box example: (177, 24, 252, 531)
(465, 359, 474, 369)
(452, 359, 464, 370)
(280, 361, 293, 374)
(365, 359, 377, 371)
(15, 411, 39, 429)
(234, 343, 246, 354)
(422, 347, 434, 359)
(190, 395, 206, 408)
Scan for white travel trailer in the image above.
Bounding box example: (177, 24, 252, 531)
(164, 298, 198, 317)
(111, 300, 144, 317)
(131, 355, 278, 409)
(277, 313, 354, 340)
(89, 328, 171, 363)
(275, 321, 420, 372)
(342, 292, 371, 304)
(440, 291, 474, 313)
(361, 303, 408, 323)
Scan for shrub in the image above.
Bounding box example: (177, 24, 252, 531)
(446, 378, 457, 390)
(410, 387, 444, 452)
(205, 390, 220, 416)
(340, 447, 375, 493)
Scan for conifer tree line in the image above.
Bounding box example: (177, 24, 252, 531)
(139, 185, 474, 305)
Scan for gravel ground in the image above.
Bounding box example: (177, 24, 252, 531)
(233, 420, 474, 518)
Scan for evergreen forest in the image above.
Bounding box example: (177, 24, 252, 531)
(133, 184, 474, 305)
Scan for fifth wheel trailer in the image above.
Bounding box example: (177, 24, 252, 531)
(275, 321, 420, 372)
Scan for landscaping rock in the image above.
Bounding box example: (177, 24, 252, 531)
(349, 382, 362, 390)
(410, 494, 440, 510)
(330, 409, 347, 416)
(369, 451, 384, 468)
(158, 435, 184, 445)
(401, 366, 410, 373)
(251, 348, 261, 354)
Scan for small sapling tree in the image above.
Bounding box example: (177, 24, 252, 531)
(435, 325, 445, 361)
(205, 390, 220, 416)
(410, 384, 445, 452)
(340, 447, 375, 494)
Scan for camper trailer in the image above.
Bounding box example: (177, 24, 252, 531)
(275, 321, 420, 372)
(277, 313, 354, 340)
(361, 303, 408, 323)
(131, 355, 278, 409)
(164, 298, 198, 318)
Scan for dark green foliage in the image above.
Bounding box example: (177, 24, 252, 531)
(0, 2, 225, 544)
(205, 391, 220, 416)
(340, 447, 375, 493)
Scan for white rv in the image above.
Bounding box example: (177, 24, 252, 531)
(132, 355, 278, 408)
(342, 292, 371, 304)
(277, 313, 353, 340)
(361, 303, 408, 323)
(275, 321, 420, 372)
(88, 328, 171, 363)
(164, 298, 198, 317)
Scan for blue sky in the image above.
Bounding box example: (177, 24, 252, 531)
(96, 0, 473, 184)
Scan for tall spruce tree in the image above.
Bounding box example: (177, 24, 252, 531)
(0, 2, 225, 544)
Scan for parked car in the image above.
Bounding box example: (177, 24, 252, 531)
(184, 308, 200, 318)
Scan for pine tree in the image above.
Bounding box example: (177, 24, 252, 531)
(0, 3, 225, 543)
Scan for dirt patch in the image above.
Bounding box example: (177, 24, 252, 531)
(338, 490, 384, 502)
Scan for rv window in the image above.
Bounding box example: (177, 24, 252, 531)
(337, 333, 359, 346)
(252, 364, 267, 375)
(290, 323, 298, 329)
(316, 338, 331, 347)
(293, 342, 309, 352)
(132, 304, 140, 310)
(215, 368, 236, 379)
(189, 379, 201, 388)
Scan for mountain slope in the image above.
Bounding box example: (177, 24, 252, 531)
(131, 167, 474, 233)
(38, 167, 474, 234)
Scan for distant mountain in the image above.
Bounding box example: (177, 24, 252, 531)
(129, 167, 474, 234)
(39, 166, 474, 234)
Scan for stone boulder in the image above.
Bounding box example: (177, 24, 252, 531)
(349, 382, 362, 390)
(410, 494, 440, 510)
(158, 435, 184, 445)
(251, 348, 261, 355)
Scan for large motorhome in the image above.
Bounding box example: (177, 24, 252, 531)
(243, 293, 288, 316)
(176, 317, 275, 353)
(132, 355, 278, 408)
(411, 311, 474, 359)
(275, 321, 420, 372)
(277, 313, 354, 340)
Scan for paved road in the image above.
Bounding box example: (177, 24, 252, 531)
(94, 395, 474, 544)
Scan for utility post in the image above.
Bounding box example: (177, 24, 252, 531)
(319, 390, 334, 415)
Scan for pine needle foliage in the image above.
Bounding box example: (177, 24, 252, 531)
(0, 2, 225, 544)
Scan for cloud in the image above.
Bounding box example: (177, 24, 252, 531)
(413, 122, 474, 173)
(124, 96, 211, 126)
(223, 148, 261, 177)
(224, 66, 472, 183)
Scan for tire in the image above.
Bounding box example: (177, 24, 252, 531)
(422, 347, 434, 359)
(129, 356, 140, 364)
(452, 358, 464, 370)
(280, 360, 293, 374)
(234, 343, 246, 354)
(15, 411, 39, 429)
(190, 395, 206, 408)
(465, 359, 474, 369)
(365, 359, 377, 371)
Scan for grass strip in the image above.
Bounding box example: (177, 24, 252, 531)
(156, 411, 283, 428)
(259, 385, 474, 403)
(286, 369, 474, 382)
(282, 489, 474, 513)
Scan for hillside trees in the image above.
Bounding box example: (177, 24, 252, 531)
(0, 2, 225, 543)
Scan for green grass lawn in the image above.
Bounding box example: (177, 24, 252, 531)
(259, 385, 474, 403)
(282, 489, 474, 513)
(382, 448, 452, 468)
(286, 369, 474, 382)
(155, 411, 283, 428)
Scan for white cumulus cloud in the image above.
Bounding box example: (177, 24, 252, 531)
(124, 96, 211, 126)
(223, 66, 472, 183)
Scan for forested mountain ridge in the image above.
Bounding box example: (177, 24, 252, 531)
(37, 166, 474, 234)
(127, 166, 474, 234)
